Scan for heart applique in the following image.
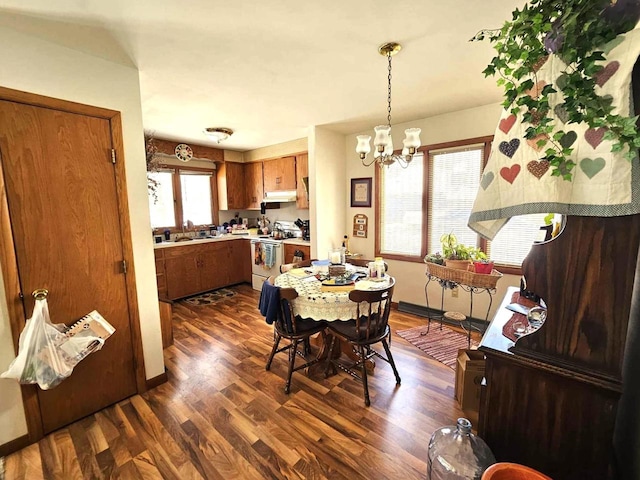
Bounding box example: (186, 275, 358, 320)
(585, 127, 607, 149)
(500, 164, 521, 184)
(594, 61, 620, 87)
(499, 139, 520, 158)
(527, 160, 550, 179)
(526, 80, 547, 99)
(554, 104, 569, 123)
(532, 55, 549, 73)
(499, 114, 517, 134)
(559, 131, 577, 149)
(480, 172, 495, 190)
(556, 74, 568, 90)
(580, 157, 606, 179)
(526, 134, 549, 152)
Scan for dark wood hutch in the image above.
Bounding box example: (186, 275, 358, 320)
(477, 61, 640, 480)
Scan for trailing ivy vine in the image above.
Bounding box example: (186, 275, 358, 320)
(472, 0, 640, 180)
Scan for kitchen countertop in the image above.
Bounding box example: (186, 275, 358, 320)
(153, 234, 310, 249)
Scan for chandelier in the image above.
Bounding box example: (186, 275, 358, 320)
(356, 42, 421, 168)
(203, 127, 234, 143)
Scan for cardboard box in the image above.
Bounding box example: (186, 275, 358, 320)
(455, 349, 485, 413)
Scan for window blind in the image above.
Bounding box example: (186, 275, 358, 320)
(427, 145, 483, 254)
(379, 153, 424, 257)
(148, 171, 176, 228)
(180, 173, 212, 226)
(487, 214, 547, 266)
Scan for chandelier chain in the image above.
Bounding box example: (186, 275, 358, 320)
(387, 53, 393, 127)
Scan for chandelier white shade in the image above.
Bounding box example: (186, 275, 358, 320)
(356, 42, 421, 168)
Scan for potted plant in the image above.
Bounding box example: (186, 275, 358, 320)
(471, 0, 640, 180)
(440, 233, 488, 270)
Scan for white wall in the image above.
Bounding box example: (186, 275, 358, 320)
(345, 104, 521, 318)
(310, 127, 347, 259)
(0, 26, 165, 446)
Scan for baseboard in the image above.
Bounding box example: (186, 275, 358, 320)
(397, 301, 488, 333)
(145, 371, 168, 390)
(0, 433, 30, 457)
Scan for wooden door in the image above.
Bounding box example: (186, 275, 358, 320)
(244, 161, 263, 209)
(263, 157, 296, 191)
(0, 100, 137, 434)
(165, 252, 201, 299)
(296, 153, 309, 209)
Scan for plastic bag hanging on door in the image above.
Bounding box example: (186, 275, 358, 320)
(0, 297, 113, 390)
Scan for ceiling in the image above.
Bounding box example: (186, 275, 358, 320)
(0, 0, 524, 152)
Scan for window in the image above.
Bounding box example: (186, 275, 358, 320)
(148, 171, 176, 229)
(148, 166, 216, 230)
(376, 135, 546, 273)
(378, 153, 424, 257)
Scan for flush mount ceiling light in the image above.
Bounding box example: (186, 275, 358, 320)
(203, 127, 234, 143)
(356, 42, 421, 168)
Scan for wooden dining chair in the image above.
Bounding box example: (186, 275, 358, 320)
(323, 277, 400, 406)
(279, 258, 315, 274)
(347, 257, 389, 272)
(263, 277, 328, 393)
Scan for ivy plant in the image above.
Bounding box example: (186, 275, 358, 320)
(472, 0, 640, 180)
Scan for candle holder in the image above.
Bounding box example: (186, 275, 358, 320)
(328, 247, 346, 265)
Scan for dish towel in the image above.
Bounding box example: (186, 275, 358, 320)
(468, 25, 640, 240)
(254, 242, 264, 266)
(263, 243, 275, 269)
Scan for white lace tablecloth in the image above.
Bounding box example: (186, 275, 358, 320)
(274, 273, 392, 321)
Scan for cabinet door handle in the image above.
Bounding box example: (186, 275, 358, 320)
(276, 177, 281, 184)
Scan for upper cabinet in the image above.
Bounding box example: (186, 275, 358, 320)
(263, 156, 296, 191)
(217, 161, 245, 210)
(296, 153, 309, 209)
(244, 161, 264, 210)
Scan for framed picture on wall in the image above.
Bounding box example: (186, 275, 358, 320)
(351, 177, 372, 207)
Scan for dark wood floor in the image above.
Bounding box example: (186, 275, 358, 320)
(4, 283, 467, 479)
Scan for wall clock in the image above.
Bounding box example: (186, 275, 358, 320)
(175, 143, 193, 162)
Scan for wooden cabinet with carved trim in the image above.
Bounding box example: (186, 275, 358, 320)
(217, 161, 245, 210)
(263, 156, 296, 191)
(296, 153, 309, 209)
(244, 161, 264, 209)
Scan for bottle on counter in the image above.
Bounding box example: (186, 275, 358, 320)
(368, 261, 377, 278)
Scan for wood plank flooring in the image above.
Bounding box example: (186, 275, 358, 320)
(3, 283, 468, 479)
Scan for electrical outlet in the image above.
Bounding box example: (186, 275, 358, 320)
(451, 286, 459, 298)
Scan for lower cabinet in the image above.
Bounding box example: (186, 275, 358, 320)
(283, 243, 311, 264)
(160, 239, 251, 300)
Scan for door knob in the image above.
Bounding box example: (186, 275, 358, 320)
(32, 289, 48, 300)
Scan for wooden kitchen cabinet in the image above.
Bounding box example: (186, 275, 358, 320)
(283, 243, 311, 264)
(244, 161, 264, 209)
(296, 153, 309, 209)
(263, 156, 296, 191)
(217, 161, 245, 210)
(160, 240, 251, 300)
(228, 239, 251, 284)
(154, 249, 168, 299)
(199, 242, 230, 291)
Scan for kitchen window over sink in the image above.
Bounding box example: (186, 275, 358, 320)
(148, 166, 217, 230)
(375, 136, 544, 275)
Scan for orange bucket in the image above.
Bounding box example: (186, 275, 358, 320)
(482, 462, 552, 480)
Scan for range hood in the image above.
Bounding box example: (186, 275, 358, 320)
(262, 190, 297, 203)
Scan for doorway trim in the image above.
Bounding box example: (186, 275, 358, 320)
(0, 86, 148, 444)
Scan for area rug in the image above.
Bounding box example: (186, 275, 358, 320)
(396, 325, 478, 369)
(182, 288, 236, 306)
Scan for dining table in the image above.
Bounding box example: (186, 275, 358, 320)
(273, 265, 394, 374)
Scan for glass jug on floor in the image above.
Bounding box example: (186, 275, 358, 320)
(427, 418, 496, 479)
